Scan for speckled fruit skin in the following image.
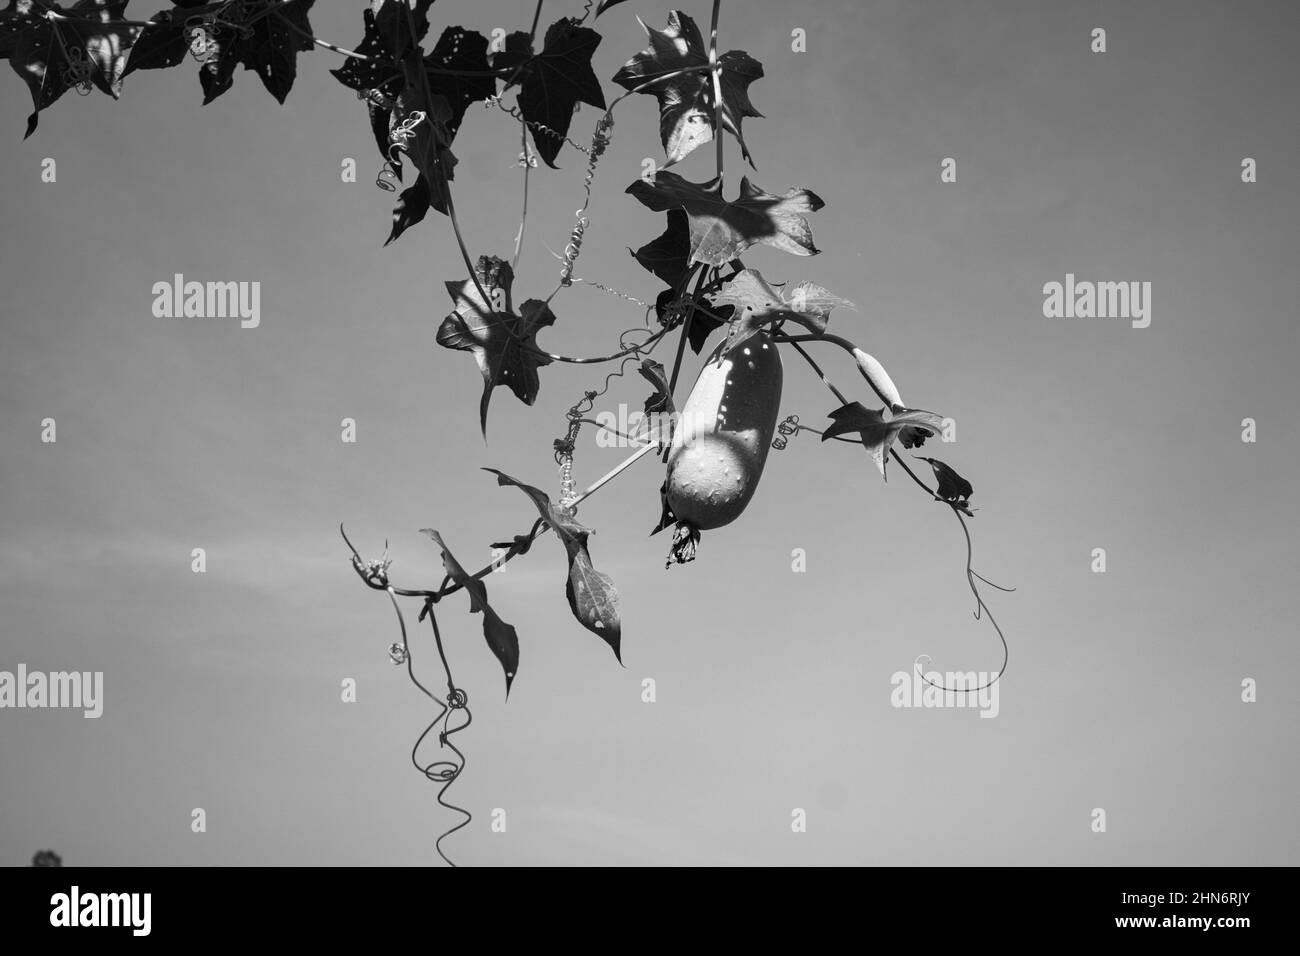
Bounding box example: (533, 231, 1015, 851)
(666, 332, 783, 530)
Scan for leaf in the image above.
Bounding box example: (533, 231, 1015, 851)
(631, 210, 691, 288)
(189, 0, 316, 105)
(384, 175, 429, 246)
(612, 10, 763, 166)
(637, 359, 674, 417)
(655, 288, 732, 355)
(595, 0, 631, 16)
(494, 17, 605, 168)
(420, 529, 520, 696)
(384, 66, 457, 219)
(6, 0, 145, 137)
(711, 268, 853, 356)
(121, 6, 197, 77)
(484, 469, 623, 661)
(822, 402, 947, 478)
(916, 457, 974, 511)
(330, 0, 433, 92)
(650, 479, 675, 535)
(424, 26, 495, 137)
(436, 256, 555, 436)
(627, 172, 823, 268)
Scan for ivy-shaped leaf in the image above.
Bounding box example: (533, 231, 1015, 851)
(612, 10, 762, 166)
(710, 268, 853, 357)
(631, 210, 692, 288)
(190, 0, 316, 105)
(627, 171, 823, 267)
(331, 0, 433, 92)
(822, 402, 947, 478)
(484, 470, 623, 661)
(493, 17, 605, 168)
(6, 0, 144, 137)
(424, 26, 495, 137)
(386, 70, 456, 213)
(420, 529, 520, 696)
(437, 256, 556, 436)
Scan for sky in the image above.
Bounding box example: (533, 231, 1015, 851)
(1, 0, 1298, 866)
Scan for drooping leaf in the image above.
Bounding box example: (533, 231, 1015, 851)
(612, 10, 762, 166)
(627, 172, 823, 267)
(710, 268, 853, 356)
(484, 469, 622, 660)
(494, 17, 605, 168)
(6, 0, 145, 137)
(822, 402, 947, 478)
(191, 0, 316, 105)
(437, 256, 555, 435)
(420, 529, 520, 696)
(637, 359, 674, 417)
(121, 5, 202, 77)
(387, 72, 456, 189)
(384, 175, 430, 245)
(917, 457, 974, 513)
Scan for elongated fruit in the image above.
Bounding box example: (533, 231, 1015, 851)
(666, 332, 783, 530)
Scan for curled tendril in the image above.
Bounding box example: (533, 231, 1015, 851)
(375, 161, 400, 192)
(771, 414, 801, 450)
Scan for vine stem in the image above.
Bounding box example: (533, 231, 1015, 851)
(271, 9, 369, 59)
(708, 0, 725, 189)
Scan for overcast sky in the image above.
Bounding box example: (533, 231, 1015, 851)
(1, 0, 1297, 866)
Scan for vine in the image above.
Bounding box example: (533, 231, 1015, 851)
(3, 0, 1015, 865)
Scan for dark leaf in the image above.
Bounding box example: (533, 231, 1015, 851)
(627, 172, 823, 268)
(384, 175, 429, 245)
(631, 209, 690, 288)
(711, 268, 853, 356)
(194, 0, 317, 105)
(420, 529, 520, 696)
(494, 17, 605, 168)
(595, 0, 630, 16)
(7, 0, 144, 136)
(822, 401, 947, 478)
(437, 256, 555, 435)
(637, 358, 673, 417)
(484, 469, 622, 660)
(424, 26, 495, 137)
(917, 457, 974, 506)
(650, 479, 675, 535)
(612, 10, 762, 166)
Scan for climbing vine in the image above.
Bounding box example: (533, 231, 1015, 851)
(3, 0, 1014, 865)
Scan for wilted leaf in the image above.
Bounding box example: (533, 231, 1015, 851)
(711, 268, 853, 356)
(484, 469, 623, 660)
(627, 172, 823, 267)
(822, 402, 946, 478)
(612, 10, 762, 166)
(437, 256, 555, 436)
(494, 17, 605, 168)
(917, 457, 974, 513)
(420, 529, 520, 696)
